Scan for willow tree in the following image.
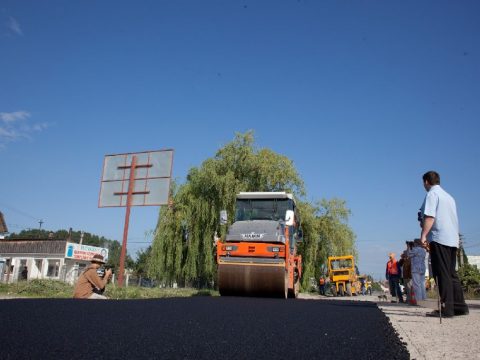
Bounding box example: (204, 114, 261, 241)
(299, 198, 357, 289)
(147, 131, 305, 287)
(147, 131, 356, 289)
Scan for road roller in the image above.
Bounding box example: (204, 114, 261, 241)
(217, 192, 302, 298)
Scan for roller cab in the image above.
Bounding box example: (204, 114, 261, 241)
(217, 192, 302, 298)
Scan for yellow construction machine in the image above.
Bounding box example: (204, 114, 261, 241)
(327, 255, 360, 297)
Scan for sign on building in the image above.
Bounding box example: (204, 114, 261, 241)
(64, 242, 109, 262)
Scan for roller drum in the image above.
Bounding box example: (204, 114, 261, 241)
(218, 261, 288, 298)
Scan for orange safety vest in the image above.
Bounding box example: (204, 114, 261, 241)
(319, 278, 325, 285)
(387, 260, 399, 276)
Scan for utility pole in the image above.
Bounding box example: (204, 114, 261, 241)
(80, 231, 84, 245)
(459, 234, 465, 267)
(38, 219, 44, 238)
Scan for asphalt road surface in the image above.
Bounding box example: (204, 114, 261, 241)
(0, 297, 409, 360)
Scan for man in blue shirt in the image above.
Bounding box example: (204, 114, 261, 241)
(420, 171, 468, 317)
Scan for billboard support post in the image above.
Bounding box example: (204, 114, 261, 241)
(118, 155, 137, 288)
(99, 149, 174, 288)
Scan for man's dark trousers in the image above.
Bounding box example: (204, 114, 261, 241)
(388, 276, 403, 302)
(430, 241, 468, 316)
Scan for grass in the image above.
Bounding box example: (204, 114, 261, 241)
(106, 285, 219, 300)
(463, 288, 480, 300)
(425, 288, 480, 300)
(0, 279, 73, 298)
(0, 279, 219, 299)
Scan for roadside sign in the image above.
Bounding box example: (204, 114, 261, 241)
(65, 242, 109, 262)
(98, 149, 174, 287)
(99, 149, 174, 207)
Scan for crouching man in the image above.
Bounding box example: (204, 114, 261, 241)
(74, 254, 112, 299)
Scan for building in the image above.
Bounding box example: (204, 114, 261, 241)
(467, 255, 480, 270)
(0, 237, 109, 284)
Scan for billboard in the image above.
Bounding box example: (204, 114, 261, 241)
(64, 242, 109, 262)
(98, 149, 174, 207)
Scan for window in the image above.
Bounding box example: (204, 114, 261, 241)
(235, 199, 293, 222)
(5, 259, 14, 275)
(35, 259, 43, 271)
(47, 260, 60, 277)
(330, 259, 353, 270)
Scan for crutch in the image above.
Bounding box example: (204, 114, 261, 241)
(435, 276, 441, 324)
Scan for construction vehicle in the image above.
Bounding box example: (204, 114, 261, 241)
(217, 192, 302, 298)
(327, 255, 360, 297)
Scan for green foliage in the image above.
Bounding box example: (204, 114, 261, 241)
(298, 198, 357, 290)
(148, 131, 305, 287)
(458, 263, 480, 291)
(134, 246, 152, 276)
(106, 285, 218, 299)
(0, 279, 73, 298)
(106, 240, 134, 271)
(8, 229, 112, 247)
(371, 282, 383, 292)
(0, 280, 218, 299)
(148, 131, 357, 291)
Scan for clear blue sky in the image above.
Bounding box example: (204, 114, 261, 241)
(1, 1, 479, 279)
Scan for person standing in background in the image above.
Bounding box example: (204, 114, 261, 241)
(319, 277, 326, 296)
(399, 242, 413, 303)
(386, 253, 404, 303)
(409, 239, 427, 301)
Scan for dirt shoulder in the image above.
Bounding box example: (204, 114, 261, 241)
(298, 293, 480, 360)
(378, 299, 480, 360)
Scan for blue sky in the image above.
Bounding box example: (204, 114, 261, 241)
(1, 1, 479, 279)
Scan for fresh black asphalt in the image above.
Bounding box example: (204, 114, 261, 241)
(0, 297, 409, 360)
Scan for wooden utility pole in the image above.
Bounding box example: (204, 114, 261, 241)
(459, 234, 465, 267)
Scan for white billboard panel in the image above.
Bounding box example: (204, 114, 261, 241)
(99, 149, 173, 208)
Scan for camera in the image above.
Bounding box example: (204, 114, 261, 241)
(417, 210, 423, 223)
(96, 265, 114, 279)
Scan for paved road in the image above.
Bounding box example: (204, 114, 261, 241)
(0, 297, 408, 360)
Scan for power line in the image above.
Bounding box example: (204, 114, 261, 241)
(0, 202, 41, 222)
(6, 223, 36, 230)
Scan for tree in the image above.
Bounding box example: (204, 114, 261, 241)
(298, 199, 356, 289)
(134, 246, 152, 277)
(458, 263, 480, 292)
(147, 131, 356, 290)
